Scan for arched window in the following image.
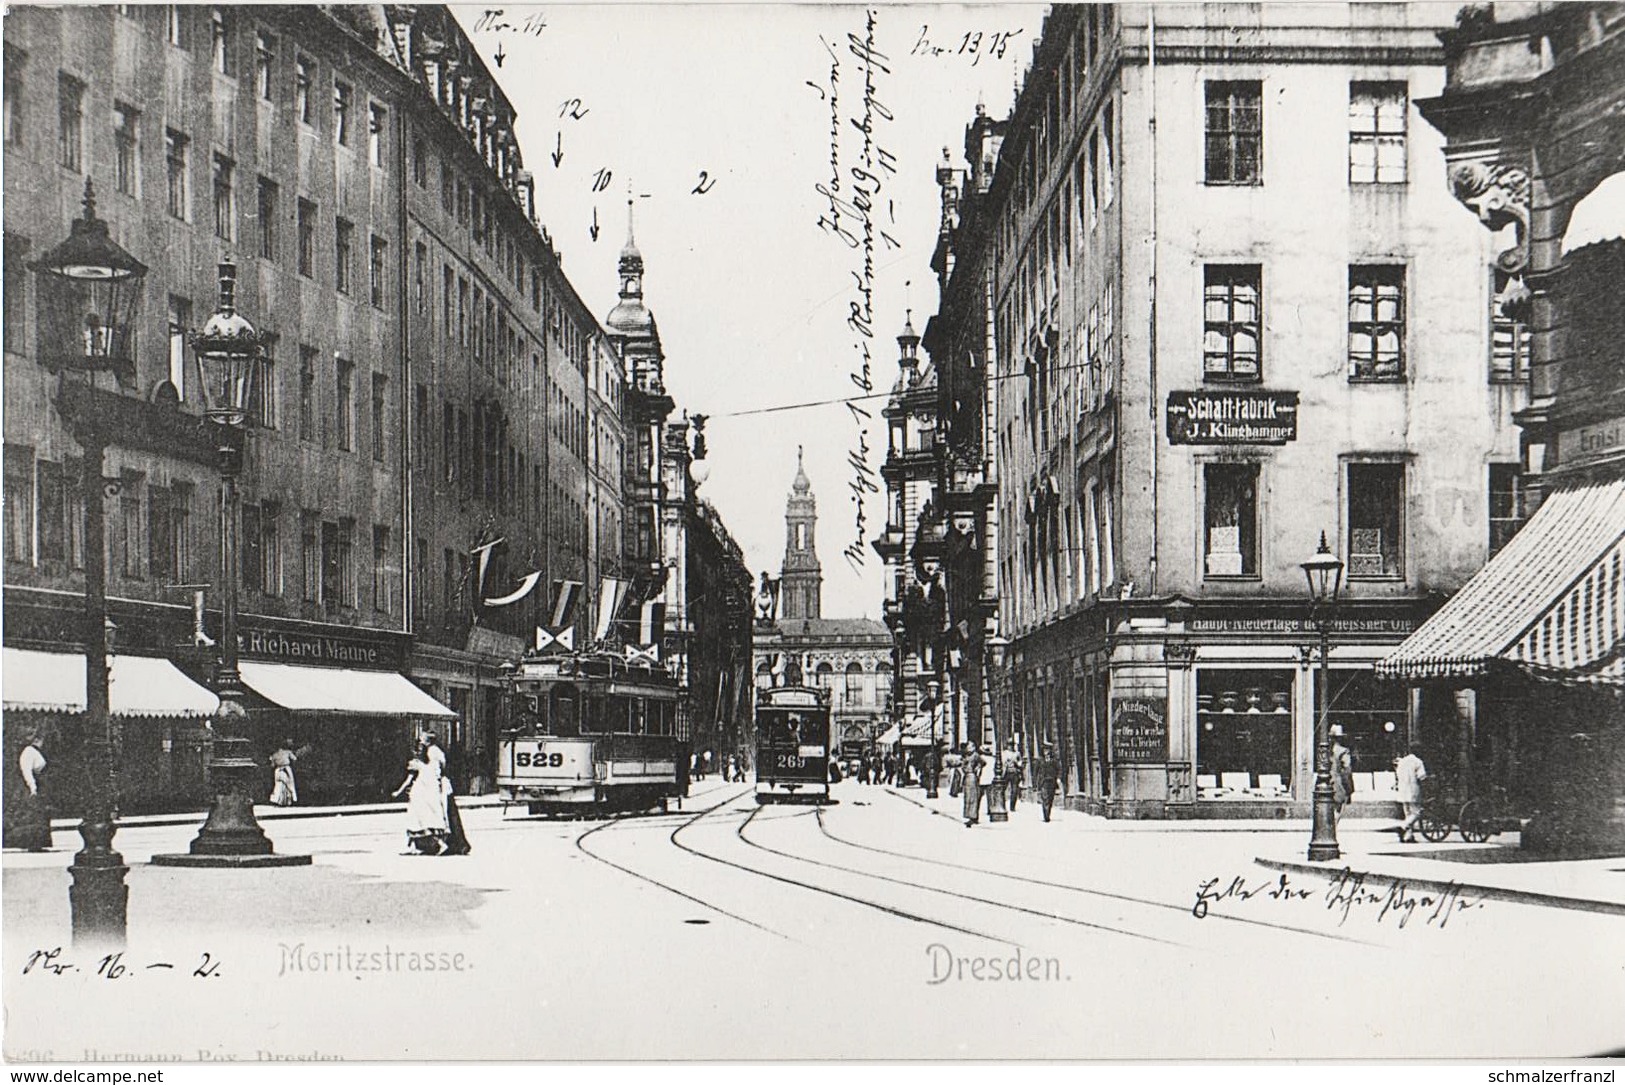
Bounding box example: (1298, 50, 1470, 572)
(815, 661, 835, 691)
(876, 662, 894, 710)
(845, 662, 865, 704)
(755, 660, 772, 690)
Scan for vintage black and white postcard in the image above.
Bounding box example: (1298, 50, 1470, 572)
(3, 1, 1623, 1069)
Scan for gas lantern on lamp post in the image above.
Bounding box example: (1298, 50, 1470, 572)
(1301, 531, 1345, 862)
(153, 264, 310, 868)
(31, 178, 147, 945)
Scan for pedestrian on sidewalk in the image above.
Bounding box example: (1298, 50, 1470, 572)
(392, 741, 450, 854)
(1330, 727, 1355, 825)
(5, 733, 52, 851)
(883, 753, 897, 785)
(442, 772, 472, 856)
(268, 738, 311, 807)
(1394, 743, 1428, 843)
(1033, 745, 1060, 823)
(1002, 742, 1024, 810)
(962, 744, 985, 826)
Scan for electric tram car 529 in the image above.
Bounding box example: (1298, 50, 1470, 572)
(497, 650, 687, 816)
(755, 685, 833, 804)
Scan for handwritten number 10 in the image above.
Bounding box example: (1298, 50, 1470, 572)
(591, 169, 613, 193)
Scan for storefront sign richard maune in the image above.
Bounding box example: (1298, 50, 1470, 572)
(237, 626, 405, 670)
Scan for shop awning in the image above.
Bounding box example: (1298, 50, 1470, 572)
(876, 724, 902, 746)
(1, 648, 220, 718)
(901, 713, 940, 747)
(1376, 479, 1625, 685)
(1561, 171, 1625, 256)
(238, 662, 456, 717)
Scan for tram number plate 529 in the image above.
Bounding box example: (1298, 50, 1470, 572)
(515, 752, 565, 768)
(774, 754, 807, 770)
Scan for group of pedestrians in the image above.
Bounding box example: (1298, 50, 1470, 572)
(947, 742, 1061, 827)
(850, 752, 898, 786)
(390, 731, 472, 856)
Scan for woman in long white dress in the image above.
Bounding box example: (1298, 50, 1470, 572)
(391, 744, 449, 854)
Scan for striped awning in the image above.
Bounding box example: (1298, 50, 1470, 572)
(1376, 479, 1625, 685)
(238, 661, 456, 717)
(2, 648, 220, 718)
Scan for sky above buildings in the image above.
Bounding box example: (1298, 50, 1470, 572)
(453, 4, 1045, 619)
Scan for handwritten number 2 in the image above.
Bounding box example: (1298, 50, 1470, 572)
(195, 952, 221, 978)
(693, 171, 716, 196)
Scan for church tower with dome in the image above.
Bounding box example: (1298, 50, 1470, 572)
(606, 199, 675, 581)
(780, 448, 823, 621)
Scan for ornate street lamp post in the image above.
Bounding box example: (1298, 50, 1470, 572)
(31, 179, 147, 945)
(923, 678, 941, 799)
(154, 264, 309, 868)
(985, 635, 1010, 823)
(1302, 532, 1345, 862)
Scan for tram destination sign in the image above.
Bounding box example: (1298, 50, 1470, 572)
(1167, 390, 1299, 445)
(1110, 697, 1169, 765)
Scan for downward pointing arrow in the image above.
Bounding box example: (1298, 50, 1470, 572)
(551, 131, 564, 168)
(589, 206, 600, 241)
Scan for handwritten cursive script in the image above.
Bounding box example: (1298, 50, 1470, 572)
(1192, 869, 1483, 929)
(810, 12, 897, 573)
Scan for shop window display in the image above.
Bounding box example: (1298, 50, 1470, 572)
(1195, 668, 1293, 798)
(1316, 669, 1408, 795)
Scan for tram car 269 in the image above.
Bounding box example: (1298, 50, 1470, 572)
(754, 685, 833, 804)
(497, 650, 687, 816)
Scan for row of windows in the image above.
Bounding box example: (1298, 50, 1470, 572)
(753, 660, 896, 706)
(1205, 80, 1409, 187)
(1198, 460, 1525, 582)
(0, 445, 398, 614)
(1199, 263, 1531, 383)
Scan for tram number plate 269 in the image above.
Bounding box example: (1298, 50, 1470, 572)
(774, 754, 807, 770)
(515, 752, 565, 768)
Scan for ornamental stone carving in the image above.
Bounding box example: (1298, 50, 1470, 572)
(1449, 160, 1531, 274)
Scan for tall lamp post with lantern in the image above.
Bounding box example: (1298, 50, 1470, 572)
(1302, 532, 1345, 862)
(154, 264, 309, 868)
(31, 179, 148, 944)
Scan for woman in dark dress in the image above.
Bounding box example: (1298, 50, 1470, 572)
(5, 733, 53, 851)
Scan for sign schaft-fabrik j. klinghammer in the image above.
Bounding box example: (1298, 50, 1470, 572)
(1166, 390, 1299, 445)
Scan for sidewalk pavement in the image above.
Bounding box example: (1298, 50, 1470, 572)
(877, 778, 1625, 916)
(48, 794, 511, 832)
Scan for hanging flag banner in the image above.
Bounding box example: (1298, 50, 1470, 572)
(535, 625, 575, 652)
(638, 600, 666, 648)
(550, 580, 583, 630)
(594, 577, 628, 642)
(625, 644, 659, 665)
(484, 571, 541, 608)
(470, 537, 505, 595)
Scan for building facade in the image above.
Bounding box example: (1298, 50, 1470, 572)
(921, 4, 1528, 816)
(1379, 2, 1625, 852)
(2, 5, 624, 807)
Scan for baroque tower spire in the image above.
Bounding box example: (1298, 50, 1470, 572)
(780, 446, 822, 620)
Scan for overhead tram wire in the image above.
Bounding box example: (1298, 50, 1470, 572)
(712, 358, 1108, 420)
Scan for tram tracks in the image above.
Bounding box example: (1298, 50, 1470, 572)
(573, 785, 796, 941)
(735, 804, 1186, 948)
(863, 789, 1384, 949)
(664, 794, 1021, 949)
